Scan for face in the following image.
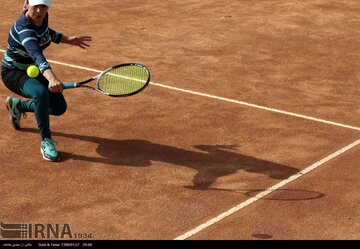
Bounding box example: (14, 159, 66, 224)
(27, 4, 48, 26)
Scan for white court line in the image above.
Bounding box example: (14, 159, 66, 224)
(1, 49, 360, 132)
(150, 83, 360, 131)
(174, 139, 360, 240)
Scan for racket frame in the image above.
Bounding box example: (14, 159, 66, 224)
(63, 63, 151, 97)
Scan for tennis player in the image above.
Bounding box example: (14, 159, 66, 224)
(1, 0, 92, 161)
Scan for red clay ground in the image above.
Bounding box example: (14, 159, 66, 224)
(0, 0, 359, 240)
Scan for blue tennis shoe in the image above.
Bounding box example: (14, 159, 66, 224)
(41, 138, 59, 162)
(6, 97, 26, 130)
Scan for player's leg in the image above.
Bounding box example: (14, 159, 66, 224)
(19, 78, 59, 161)
(48, 91, 67, 116)
(1, 67, 28, 129)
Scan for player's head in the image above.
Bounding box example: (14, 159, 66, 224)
(28, 0, 52, 8)
(26, 0, 52, 26)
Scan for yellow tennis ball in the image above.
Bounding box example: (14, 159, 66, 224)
(27, 65, 39, 78)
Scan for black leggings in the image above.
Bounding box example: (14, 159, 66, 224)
(1, 66, 67, 140)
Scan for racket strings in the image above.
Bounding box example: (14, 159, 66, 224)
(98, 65, 149, 95)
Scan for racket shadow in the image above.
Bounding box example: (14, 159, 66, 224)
(196, 188, 325, 201)
(21, 128, 300, 189)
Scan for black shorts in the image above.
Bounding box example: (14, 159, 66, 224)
(1, 66, 48, 96)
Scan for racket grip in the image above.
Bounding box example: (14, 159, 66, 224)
(63, 83, 79, 89)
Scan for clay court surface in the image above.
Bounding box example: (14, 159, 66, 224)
(1, 0, 360, 240)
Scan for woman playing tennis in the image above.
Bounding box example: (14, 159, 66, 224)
(1, 0, 92, 161)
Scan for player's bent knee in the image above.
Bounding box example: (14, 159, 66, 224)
(53, 102, 67, 116)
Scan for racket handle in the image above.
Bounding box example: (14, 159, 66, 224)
(63, 83, 79, 89)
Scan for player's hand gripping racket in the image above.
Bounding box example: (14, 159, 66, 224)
(63, 63, 150, 97)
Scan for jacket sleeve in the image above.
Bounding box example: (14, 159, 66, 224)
(18, 30, 51, 73)
(49, 28, 63, 44)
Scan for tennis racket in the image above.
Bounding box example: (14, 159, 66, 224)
(63, 63, 150, 97)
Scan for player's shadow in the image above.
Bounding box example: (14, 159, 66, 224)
(22, 128, 300, 189)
